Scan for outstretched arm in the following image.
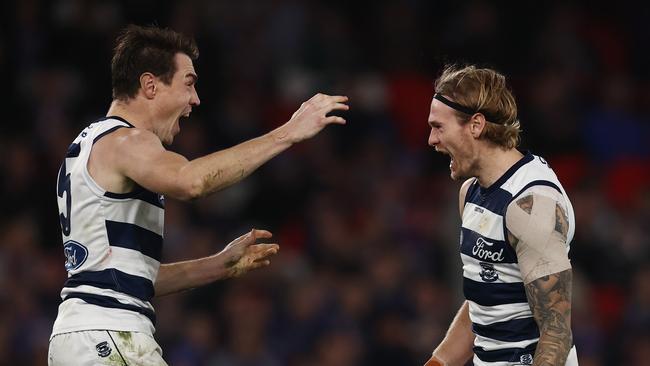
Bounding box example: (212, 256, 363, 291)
(154, 229, 279, 297)
(112, 94, 349, 201)
(506, 189, 573, 366)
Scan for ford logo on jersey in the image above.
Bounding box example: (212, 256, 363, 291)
(63, 240, 88, 271)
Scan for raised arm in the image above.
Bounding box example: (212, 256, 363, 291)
(506, 188, 573, 366)
(108, 94, 348, 201)
(424, 178, 476, 366)
(154, 229, 278, 297)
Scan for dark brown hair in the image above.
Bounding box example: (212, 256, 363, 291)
(111, 25, 199, 101)
(435, 65, 521, 149)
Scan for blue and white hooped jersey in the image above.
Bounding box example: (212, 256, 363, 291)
(51, 116, 164, 338)
(460, 152, 576, 366)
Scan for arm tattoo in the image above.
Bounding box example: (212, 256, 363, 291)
(554, 203, 569, 241)
(509, 195, 533, 249)
(524, 269, 573, 366)
(516, 195, 534, 214)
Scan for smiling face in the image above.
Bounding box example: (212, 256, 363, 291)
(427, 97, 480, 181)
(152, 53, 200, 145)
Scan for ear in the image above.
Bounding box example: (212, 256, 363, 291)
(139, 72, 157, 99)
(469, 113, 487, 139)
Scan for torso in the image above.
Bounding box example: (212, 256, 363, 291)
(51, 116, 165, 338)
(459, 152, 575, 365)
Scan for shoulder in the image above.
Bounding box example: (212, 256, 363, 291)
(92, 127, 164, 170)
(96, 127, 165, 158)
(502, 153, 563, 196)
(507, 185, 565, 213)
(110, 127, 161, 146)
(458, 178, 476, 217)
(505, 186, 569, 242)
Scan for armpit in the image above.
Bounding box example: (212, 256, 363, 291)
(506, 193, 571, 284)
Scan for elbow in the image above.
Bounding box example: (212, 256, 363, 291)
(184, 179, 204, 201)
(174, 177, 205, 201)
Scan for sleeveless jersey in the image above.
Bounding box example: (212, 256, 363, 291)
(460, 152, 576, 365)
(51, 116, 164, 337)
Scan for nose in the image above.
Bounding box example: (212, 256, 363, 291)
(428, 128, 439, 147)
(190, 88, 200, 107)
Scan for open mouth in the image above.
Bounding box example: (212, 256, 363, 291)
(175, 111, 191, 132)
(180, 107, 192, 119)
(436, 148, 455, 170)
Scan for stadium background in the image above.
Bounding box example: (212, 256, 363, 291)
(1, 1, 649, 365)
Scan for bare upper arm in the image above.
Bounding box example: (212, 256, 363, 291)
(458, 178, 475, 217)
(91, 128, 194, 200)
(505, 188, 572, 284)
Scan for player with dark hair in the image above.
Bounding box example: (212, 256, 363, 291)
(48, 25, 349, 365)
(423, 65, 578, 366)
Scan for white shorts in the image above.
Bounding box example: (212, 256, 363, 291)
(48, 330, 167, 366)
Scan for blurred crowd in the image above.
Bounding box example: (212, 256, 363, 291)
(1, 1, 649, 365)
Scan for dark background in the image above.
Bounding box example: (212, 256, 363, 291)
(1, 1, 649, 365)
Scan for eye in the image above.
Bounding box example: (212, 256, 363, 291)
(429, 122, 443, 131)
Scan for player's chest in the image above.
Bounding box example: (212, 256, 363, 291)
(460, 208, 516, 264)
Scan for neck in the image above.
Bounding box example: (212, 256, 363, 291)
(475, 146, 523, 188)
(106, 99, 155, 131)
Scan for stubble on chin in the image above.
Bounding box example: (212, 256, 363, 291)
(450, 171, 470, 181)
(451, 160, 479, 182)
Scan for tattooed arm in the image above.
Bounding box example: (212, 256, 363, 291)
(506, 188, 573, 366)
(525, 270, 572, 366)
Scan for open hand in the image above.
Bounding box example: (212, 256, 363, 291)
(277, 93, 349, 143)
(221, 229, 279, 278)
